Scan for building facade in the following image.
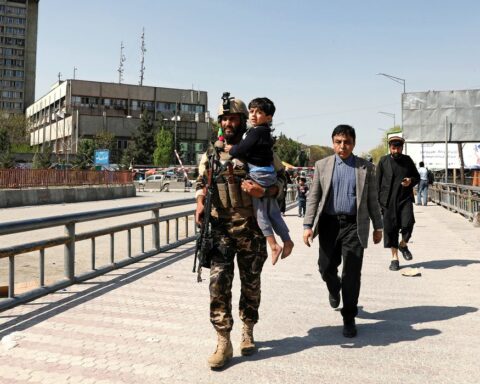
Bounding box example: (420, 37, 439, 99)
(25, 80, 210, 165)
(0, 0, 38, 115)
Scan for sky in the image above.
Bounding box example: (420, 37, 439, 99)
(35, 0, 480, 154)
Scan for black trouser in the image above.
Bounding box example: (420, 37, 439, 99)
(318, 214, 364, 322)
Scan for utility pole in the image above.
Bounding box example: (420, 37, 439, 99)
(139, 27, 146, 86)
(118, 41, 126, 84)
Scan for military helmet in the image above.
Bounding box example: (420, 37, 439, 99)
(217, 92, 248, 121)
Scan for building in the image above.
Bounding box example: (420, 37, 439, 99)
(0, 0, 39, 115)
(25, 79, 210, 165)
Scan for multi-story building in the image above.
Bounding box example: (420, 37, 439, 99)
(0, 0, 39, 115)
(25, 79, 210, 165)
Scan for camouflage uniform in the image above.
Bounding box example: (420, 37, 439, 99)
(197, 149, 284, 332)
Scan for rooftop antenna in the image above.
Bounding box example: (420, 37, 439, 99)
(73, 67, 77, 79)
(139, 27, 146, 86)
(57, 72, 62, 82)
(118, 41, 126, 84)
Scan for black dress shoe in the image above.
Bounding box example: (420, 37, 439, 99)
(329, 291, 340, 308)
(389, 260, 400, 271)
(343, 319, 357, 338)
(398, 245, 413, 260)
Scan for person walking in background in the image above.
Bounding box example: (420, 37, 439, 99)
(376, 136, 420, 271)
(297, 177, 309, 217)
(417, 161, 429, 206)
(303, 125, 383, 338)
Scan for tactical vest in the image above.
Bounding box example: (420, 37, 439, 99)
(210, 151, 253, 213)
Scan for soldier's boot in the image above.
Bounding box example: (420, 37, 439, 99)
(240, 322, 256, 356)
(208, 331, 233, 369)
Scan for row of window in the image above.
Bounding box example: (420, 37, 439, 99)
(0, 101, 23, 110)
(0, 36, 25, 46)
(0, 58, 23, 67)
(1, 68, 23, 77)
(0, 26, 25, 36)
(0, 5, 27, 16)
(0, 15, 26, 25)
(0, 79, 23, 88)
(1, 90, 22, 98)
(0, 47, 24, 56)
(70, 96, 205, 113)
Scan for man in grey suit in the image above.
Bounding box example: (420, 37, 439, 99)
(303, 125, 383, 338)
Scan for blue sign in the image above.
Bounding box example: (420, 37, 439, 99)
(94, 149, 110, 166)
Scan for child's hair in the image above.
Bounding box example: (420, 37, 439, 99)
(248, 97, 276, 117)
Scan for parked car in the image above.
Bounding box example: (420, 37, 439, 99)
(138, 173, 194, 191)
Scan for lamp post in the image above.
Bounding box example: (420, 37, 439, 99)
(377, 73, 406, 131)
(378, 111, 396, 129)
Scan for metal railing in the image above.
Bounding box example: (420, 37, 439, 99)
(0, 185, 299, 311)
(429, 182, 480, 221)
(0, 169, 133, 189)
(0, 198, 197, 310)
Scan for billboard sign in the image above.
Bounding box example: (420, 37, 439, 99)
(406, 142, 480, 170)
(403, 89, 480, 142)
(94, 149, 110, 166)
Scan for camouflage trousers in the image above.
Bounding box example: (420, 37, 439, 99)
(209, 214, 268, 332)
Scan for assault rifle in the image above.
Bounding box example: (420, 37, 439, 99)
(193, 148, 219, 282)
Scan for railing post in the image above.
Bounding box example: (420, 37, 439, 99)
(152, 208, 160, 250)
(64, 222, 75, 281)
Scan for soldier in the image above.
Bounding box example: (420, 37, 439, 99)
(195, 93, 286, 369)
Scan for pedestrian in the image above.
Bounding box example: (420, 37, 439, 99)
(376, 136, 420, 271)
(417, 161, 429, 206)
(225, 97, 294, 265)
(195, 93, 288, 369)
(297, 177, 309, 217)
(279, 171, 293, 216)
(303, 124, 383, 338)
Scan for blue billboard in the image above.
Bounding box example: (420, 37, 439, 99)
(94, 149, 110, 166)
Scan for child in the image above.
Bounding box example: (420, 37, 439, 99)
(225, 97, 294, 265)
(297, 177, 309, 217)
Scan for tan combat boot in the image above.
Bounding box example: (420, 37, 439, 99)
(208, 331, 233, 369)
(240, 322, 256, 356)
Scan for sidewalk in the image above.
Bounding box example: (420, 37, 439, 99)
(0, 203, 479, 384)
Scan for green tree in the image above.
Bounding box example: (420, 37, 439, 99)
(308, 145, 334, 164)
(153, 126, 174, 167)
(32, 144, 53, 169)
(0, 128, 14, 168)
(274, 133, 301, 165)
(131, 111, 156, 164)
(73, 139, 95, 169)
(0, 114, 31, 151)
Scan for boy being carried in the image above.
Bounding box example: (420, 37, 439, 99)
(225, 97, 294, 265)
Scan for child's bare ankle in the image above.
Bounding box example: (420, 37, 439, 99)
(281, 240, 294, 259)
(271, 244, 282, 265)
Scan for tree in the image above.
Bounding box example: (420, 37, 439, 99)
(32, 144, 53, 169)
(153, 126, 174, 167)
(308, 145, 334, 164)
(0, 114, 31, 152)
(274, 133, 301, 165)
(131, 111, 156, 164)
(73, 139, 95, 169)
(0, 128, 14, 168)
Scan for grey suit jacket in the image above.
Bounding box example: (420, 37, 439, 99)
(303, 155, 383, 248)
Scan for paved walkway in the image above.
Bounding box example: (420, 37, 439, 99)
(0, 200, 479, 384)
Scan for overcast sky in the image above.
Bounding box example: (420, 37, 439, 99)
(35, 0, 480, 154)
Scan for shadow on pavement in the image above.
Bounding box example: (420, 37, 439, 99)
(408, 259, 480, 270)
(0, 246, 195, 338)
(227, 305, 477, 365)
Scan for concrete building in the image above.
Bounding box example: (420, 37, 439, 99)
(0, 0, 39, 115)
(25, 80, 210, 165)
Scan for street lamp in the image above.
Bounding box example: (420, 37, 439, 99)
(378, 111, 396, 129)
(377, 72, 406, 131)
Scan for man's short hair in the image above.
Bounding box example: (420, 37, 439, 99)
(331, 124, 356, 141)
(419, 161, 425, 167)
(248, 97, 276, 117)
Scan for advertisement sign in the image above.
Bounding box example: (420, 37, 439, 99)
(94, 149, 110, 166)
(406, 143, 480, 170)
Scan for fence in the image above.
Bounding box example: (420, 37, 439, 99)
(0, 188, 299, 310)
(429, 182, 480, 221)
(0, 169, 133, 189)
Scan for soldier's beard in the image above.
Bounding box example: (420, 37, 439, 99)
(391, 153, 402, 159)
